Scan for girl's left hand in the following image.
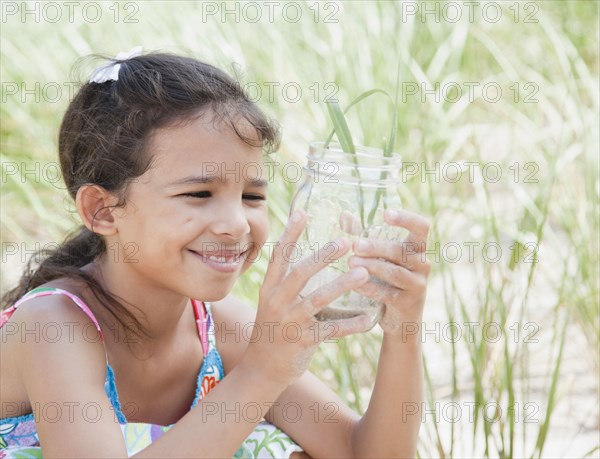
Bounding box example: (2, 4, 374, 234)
(346, 208, 431, 335)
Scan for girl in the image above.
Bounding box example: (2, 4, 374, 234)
(0, 51, 431, 458)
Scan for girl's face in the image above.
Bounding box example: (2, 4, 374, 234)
(110, 114, 270, 301)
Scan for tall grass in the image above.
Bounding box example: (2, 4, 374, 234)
(1, 1, 598, 457)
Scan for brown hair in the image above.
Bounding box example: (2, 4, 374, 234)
(2, 52, 280, 340)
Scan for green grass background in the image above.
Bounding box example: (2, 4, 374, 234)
(1, 1, 598, 457)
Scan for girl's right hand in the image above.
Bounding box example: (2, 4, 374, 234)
(240, 209, 372, 387)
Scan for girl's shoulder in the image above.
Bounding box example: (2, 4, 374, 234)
(3, 279, 103, 338)
(4, 277, 97, 325)
(2, 278, 107, 363)
(0, 280, 111, 420)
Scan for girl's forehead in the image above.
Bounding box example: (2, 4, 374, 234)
(149, 113, 259, 148)
(141, 122, 266, 186)
(148, 114, 262, 156)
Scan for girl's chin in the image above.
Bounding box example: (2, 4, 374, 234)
(199, 291, 230, 302)
(190, 283, 236, 302)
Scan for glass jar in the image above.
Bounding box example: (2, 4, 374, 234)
(289, 142, 405, 331)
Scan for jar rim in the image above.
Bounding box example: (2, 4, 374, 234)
(303, 141, 402, 188)
(309, 141, 402, 163)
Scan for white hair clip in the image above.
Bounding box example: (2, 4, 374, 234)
(89, 46, 143, 84)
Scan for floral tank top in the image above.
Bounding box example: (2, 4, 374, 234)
(0, 287, 303, 458)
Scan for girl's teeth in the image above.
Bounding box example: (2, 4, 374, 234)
(208, 255, 236, 262)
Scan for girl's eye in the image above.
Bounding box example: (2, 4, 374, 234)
(243, 194, 266, 201)
(180, 192, 265, 201)
(182, 191, 211, 198)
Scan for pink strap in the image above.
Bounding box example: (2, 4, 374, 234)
(1, 289, 210, 357)
(191, 299, 209, 357)
(3, 288, 104, 340)
(0, 307, 16, 328)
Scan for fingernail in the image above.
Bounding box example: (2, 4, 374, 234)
(350, 267, 368, 280)
(349, 256, 365, 267)
(386, 209, 401, 220)
(356, 239, 370, 253)
(359, 315, 372, 328)
(291, 210, 304, 223)
(334, 237, 348, 251)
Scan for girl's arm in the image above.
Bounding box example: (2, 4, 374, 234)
(213, 294, 359, 457)
(350, 331, 423, 458)
(14, 295, 130, 459)
(348, 208, 430, 457)
(270, 338, 423, 459)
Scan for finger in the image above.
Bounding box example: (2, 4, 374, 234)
(352, 238, 431, 273)
(302, 267, 369, 316)
(262, 209, 307, 290)
(352, 278, 399, 305)
(283, 236, 351, 296)
(348, 256, 426, 291)
(317, 314, 375, 340)
(384, 209, 430, 251)
(353, 280, 425, 323)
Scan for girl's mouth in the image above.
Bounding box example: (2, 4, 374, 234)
(188, 249, 249, 273)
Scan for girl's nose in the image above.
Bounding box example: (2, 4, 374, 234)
(210, 201, 251, 240)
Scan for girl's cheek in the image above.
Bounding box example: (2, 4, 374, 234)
(252, 208, 269, 236)
(250, 239, 267, 260)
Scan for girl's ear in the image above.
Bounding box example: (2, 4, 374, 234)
(75, 185, 120, 236)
